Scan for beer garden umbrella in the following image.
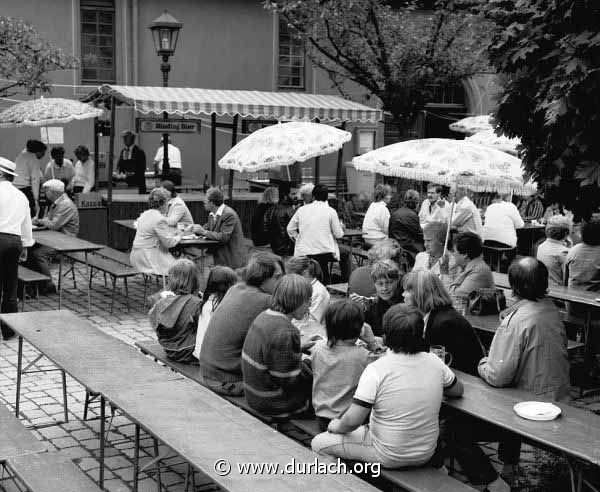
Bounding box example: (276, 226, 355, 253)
(218, 121, 352, 179)
(449, 114, 493, 135)
(466, 129, 521, 156)
(0, 97, 104, 128)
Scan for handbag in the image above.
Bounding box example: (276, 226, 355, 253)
(468, 288, 506, 316)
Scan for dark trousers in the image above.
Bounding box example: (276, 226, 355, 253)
(308, 253, 336, 285)
(444, 413, 521, 485)
(0, 233, 22, 339)
(162, 168, 182, 186)
(17, 186, 36, 218)
(125, 173, 146, 194)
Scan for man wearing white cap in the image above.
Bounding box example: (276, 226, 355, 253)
(0, 157, 33, 339)
(26, 179, 79, 294)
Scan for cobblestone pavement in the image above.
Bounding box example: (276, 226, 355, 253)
(0, 261, 598, 491)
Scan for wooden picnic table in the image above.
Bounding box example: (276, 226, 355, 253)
(0, 310, 376, 492)
(0, 310, 184, 488)
(113, 219, 219, 247)
(446, 370, 600, 491)
(32, 230, 103, 312)
(0, 403, 47, 461)
(107, 377, 378, 492)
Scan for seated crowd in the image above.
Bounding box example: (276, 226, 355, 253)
(145, 180, 586, 492)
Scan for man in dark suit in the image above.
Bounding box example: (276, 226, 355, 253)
(117, 130, 147, 194)
(389, 190, 424, 267)
(192, 187, 247, 269)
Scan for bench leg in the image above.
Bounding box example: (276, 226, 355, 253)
(99, 395, 105, 489)
(143, 275, 148, 309)
(21, 282, 25, 311)
(15, 336, 23, 418)
(71, 260, 77, 289)
(110, 276, 117, 314)
(153, 438, 162, 492)
(124, 277, 130, 313)
(133, 424, 140, 492)
(104, 272, 107, 288)
(61, 370, 68, 423)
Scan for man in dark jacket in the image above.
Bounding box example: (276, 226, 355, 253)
(117, 130, 147, 194)
(266, 187, 295, 257)
(192, 187, 247, 269)
(388, 190, 424, 266)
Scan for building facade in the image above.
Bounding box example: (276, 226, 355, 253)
(0, 0, 499, 186)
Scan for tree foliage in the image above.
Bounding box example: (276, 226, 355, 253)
(0, 16, 79, 98)
(481, 0, 600, 219)
(264, 0, 491, 131)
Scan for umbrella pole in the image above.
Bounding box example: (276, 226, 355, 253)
(227, 115, 239, 201)
(443, 200, 456, 256)
(107, 96, 116, 246)
(335, 121, 346, 197)
(211, 113, 217, 186)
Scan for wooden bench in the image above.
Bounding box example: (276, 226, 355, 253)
(17, 266, 52, 310)
(94, 246, 133, 267)
(136, 341, 476, 492)
(65, 251, 140, 313)
(135, 340, 276, 425)
(289, 418, 476, 492)
(0, 403, 47, 461)
(5, 452, 101, 492)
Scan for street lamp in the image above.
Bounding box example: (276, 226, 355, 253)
(149, 10, 182, 180)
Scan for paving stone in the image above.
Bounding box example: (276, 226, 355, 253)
(51, 436, 80, 448)
(37, 425, 69, 439)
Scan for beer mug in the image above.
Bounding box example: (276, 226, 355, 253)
(430, 345, 453, 366)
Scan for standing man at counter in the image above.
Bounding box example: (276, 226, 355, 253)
(14, 139, 47, 217)
(0, 157, 34, 340)
(154, 136, 182, 186)
(117, 130, 147, 194)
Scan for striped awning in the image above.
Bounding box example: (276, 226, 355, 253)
(87, 85, 382, 123)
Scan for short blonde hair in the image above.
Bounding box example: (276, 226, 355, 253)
(167, 259, 201, 295)
(368, 238, 400, 263)
(299, 183, 314, 196)
(402, 269, 452, 313)
(370, 259, 401, 282)
(260, 187, 279, 205)
(148, 187, 171, 209)
(374, 184, 392, 202)
(423, 221, 448, 246)
(270, 274, 312, 314)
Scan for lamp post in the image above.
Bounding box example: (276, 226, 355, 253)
(149, 10, 182, 181)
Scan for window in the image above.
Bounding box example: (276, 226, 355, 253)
(81, 0, 115, 84)
(278, 19, 305, 90)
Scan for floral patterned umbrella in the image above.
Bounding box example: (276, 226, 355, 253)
(351, 138, 529, 194)
(449, 114, 493, 135)
(466, 129, 521, 156)
(218, 121, 351, 173)
(0, 97, 104, 128)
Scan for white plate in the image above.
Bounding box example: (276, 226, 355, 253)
(181, 234, 198, 240)
(513, 401, 561, 421)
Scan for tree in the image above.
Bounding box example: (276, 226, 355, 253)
(264, 0, 491, 133)
(481, 0, 600, 220)
(0, 16, 78, 98)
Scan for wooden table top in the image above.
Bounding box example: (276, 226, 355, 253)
(32, 230, 103, 253)
(113, 219, 219, 247)
(0, 310, 183, 394)
(0, 403, 47, 460)
(107, 378, 377, 492)
(447, 370, 600, 466)
(493, 272, 600, 308)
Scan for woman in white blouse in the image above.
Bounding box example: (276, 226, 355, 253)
(130, 188, 183, 276)
(71, 145, 95, 193)
(362, 184, 392, 245)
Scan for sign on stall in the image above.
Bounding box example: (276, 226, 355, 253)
(137, 119, 200, 133)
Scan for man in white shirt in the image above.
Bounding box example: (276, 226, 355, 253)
(0, 157, 34, 339)
(483, 193, 524, 248)
(419, 183, 450, 227)
(154, 136, 182, 186)
(287, 184, 344, 285)
(13, 139, 47, 218)
(452, 187, 483, 236)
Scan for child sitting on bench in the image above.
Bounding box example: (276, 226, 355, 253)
(193, 266, 237, 359)
(148, 259, 202, 363)
(311, 301, 375, 431)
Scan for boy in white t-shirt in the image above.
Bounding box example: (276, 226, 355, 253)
(311, 304, 463, 469)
